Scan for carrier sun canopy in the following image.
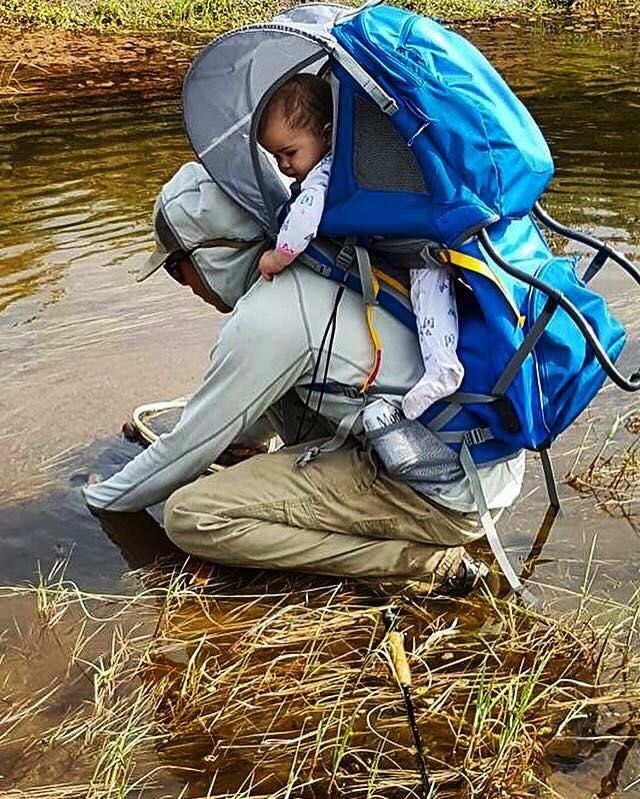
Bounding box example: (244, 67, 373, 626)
(183, 2, 555, 246)
(183, 4, 343, 232)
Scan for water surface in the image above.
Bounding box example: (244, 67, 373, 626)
(0, 23, 639, 795)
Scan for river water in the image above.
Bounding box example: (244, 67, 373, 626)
(1, 21, 639, 796)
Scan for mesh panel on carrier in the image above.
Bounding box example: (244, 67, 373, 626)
(353, 96, 427, 193)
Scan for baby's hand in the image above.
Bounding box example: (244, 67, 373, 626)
(259, 249, 292, 281)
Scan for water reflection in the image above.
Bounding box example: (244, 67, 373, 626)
(0, 97, 216, 504)
(1, 101, 186, 311)
(473, 25, 640, 246)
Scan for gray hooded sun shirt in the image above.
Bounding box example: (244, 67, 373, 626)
(84, 162, 524, 513)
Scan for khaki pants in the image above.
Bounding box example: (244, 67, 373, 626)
(164, 443, 483, 584)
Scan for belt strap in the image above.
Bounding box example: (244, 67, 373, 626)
(329, 42, 399, 115)
(439, 427, 492, 445)
(335, 241, 382, 393)
(493, 297, 557, 396)
(354, 245, 377, 307)
(294, 405, 364, 469)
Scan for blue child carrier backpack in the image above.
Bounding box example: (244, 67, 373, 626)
(182, 1, 640, 603)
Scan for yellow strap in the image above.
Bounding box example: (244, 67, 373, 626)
(366, 305, 382, 351)
(361, 274, 382, 393)
(372, 267, 410, 299)
(443, 249, 522, 322)
(374, 251, 522, 324)
(367, 249, 524, 363)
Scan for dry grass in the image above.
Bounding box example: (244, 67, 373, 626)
(0, 561, 637, 798)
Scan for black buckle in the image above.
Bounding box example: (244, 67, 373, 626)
(464, 428, 487, 447)
(336, 244, 355, 272)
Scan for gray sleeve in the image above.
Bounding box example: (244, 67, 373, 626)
(83, 281, 311, 512)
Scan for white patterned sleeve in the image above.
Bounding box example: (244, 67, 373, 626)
(275, 155, 332, 263)
(402, 265, 465, 419)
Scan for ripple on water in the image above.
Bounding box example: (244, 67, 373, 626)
(1, 99, 191, 315)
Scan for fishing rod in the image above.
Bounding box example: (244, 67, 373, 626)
(382, 607, 432, 798)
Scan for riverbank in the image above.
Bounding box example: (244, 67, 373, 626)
(0, 566, 637, 798)
(3, 0, 640, 31)
(3, 9, 638, 105)
(0, 28, 201, 102)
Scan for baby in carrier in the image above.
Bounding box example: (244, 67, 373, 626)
(258, 74, 464, 418)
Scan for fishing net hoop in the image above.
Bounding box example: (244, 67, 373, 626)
(130, 399, 282, 474)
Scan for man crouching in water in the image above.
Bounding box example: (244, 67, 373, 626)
(84, 162, 525, 596)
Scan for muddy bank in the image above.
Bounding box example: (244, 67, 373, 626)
(4, 14, 636, 106)
(0, 28, 204, 103)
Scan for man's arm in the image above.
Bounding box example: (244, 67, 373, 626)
(83, 278, 312, 512)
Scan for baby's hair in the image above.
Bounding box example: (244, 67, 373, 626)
(259, 74, 333, 141)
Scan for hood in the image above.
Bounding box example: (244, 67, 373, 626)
(137, 161, 267, 309)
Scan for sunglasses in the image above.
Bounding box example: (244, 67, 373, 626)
(162, 238, 264, 286)
(163, 253, 187, 285)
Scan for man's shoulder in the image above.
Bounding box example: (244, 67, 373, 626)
(236, 266, 334, 319)
(232, 264, 413, 355)
(227, 268, 314, 343)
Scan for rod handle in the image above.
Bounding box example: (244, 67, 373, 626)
(387, 630, 412, 688)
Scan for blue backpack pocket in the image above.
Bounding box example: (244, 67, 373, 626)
(526, 257, 626, 442)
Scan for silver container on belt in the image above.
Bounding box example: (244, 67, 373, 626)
(363, 399, 464, 486)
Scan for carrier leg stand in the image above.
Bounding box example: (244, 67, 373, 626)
(439, 290, 565, 604)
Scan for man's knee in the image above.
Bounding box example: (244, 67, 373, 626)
(163, 483, 192, 544)
(164, 476, 231, 549)
(164, 481, 224, 547)
(164, 478, 258, 566)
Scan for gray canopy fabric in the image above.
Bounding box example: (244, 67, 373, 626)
(182, 4, 348, 234)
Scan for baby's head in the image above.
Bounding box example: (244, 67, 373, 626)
(258, 74, 332, 183)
